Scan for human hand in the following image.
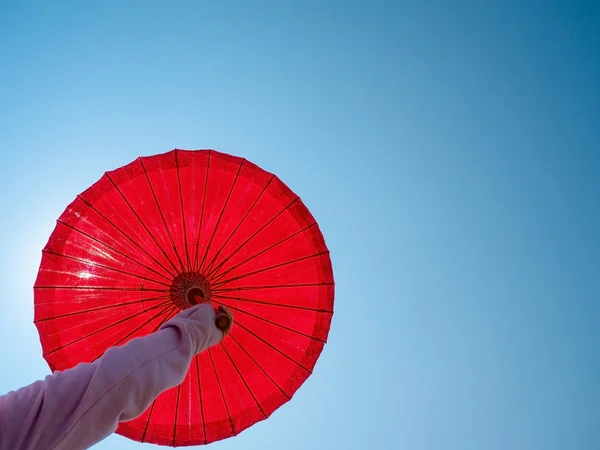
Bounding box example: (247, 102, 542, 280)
(166, 303, 233, 350)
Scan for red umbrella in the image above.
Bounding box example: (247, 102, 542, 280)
(33, 149, 335, 446)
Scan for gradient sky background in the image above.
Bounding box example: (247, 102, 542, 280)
(1, 1, 599, 449)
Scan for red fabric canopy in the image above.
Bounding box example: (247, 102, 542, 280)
(34, 149, 334, 446)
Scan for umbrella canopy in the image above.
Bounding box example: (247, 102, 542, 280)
(33, 149, 334, 446)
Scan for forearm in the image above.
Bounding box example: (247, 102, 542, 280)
(0, 303, 222, 450)
(52, 324, 194, 449)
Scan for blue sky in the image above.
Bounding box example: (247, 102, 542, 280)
(1, 1, 599, 449)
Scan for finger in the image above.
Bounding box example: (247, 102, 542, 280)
(215, 307, 233, 336)
(218, 306, 233, 323)
(215, 313, 231, 331)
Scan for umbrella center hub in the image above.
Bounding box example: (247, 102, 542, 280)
(170, 271, 212, 309)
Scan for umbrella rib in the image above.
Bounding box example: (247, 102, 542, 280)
(234, 321, 312, 373)
(172, 384, 181, 446)
(140, 157, 186, 273)
(210, 300, 326, 344)
(39, 296, 170, 342)
(194, 355, 207, 445)
(208, 348, 237, 436)
(57, 219, 173, 283)
(174, 150, 192, 271)
(141, 399, 157, 443)
(209, 223, 317, 283)
(193, 150, 211, 272)
(213, 281, 334, 293)
(198, 159, 245, 273)
(229, 334, 291, 401)
(91, 305, 177, 362)
(213, 294, 333, 313)
(34, 285, 169, 292)
(34, 294, 169, 323)
(204, 196, 300, 280)
(203, 174, 275, 277)
(213, 251, 330, 289)
(105, 172, 181, 275)
(41, 249, 171, 288)
(75, 196, 177, 279)
(219, 342, 266, 419)
(43, 300, 172, 357)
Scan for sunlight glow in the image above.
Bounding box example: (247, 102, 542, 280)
(77, 271, 94, 279)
